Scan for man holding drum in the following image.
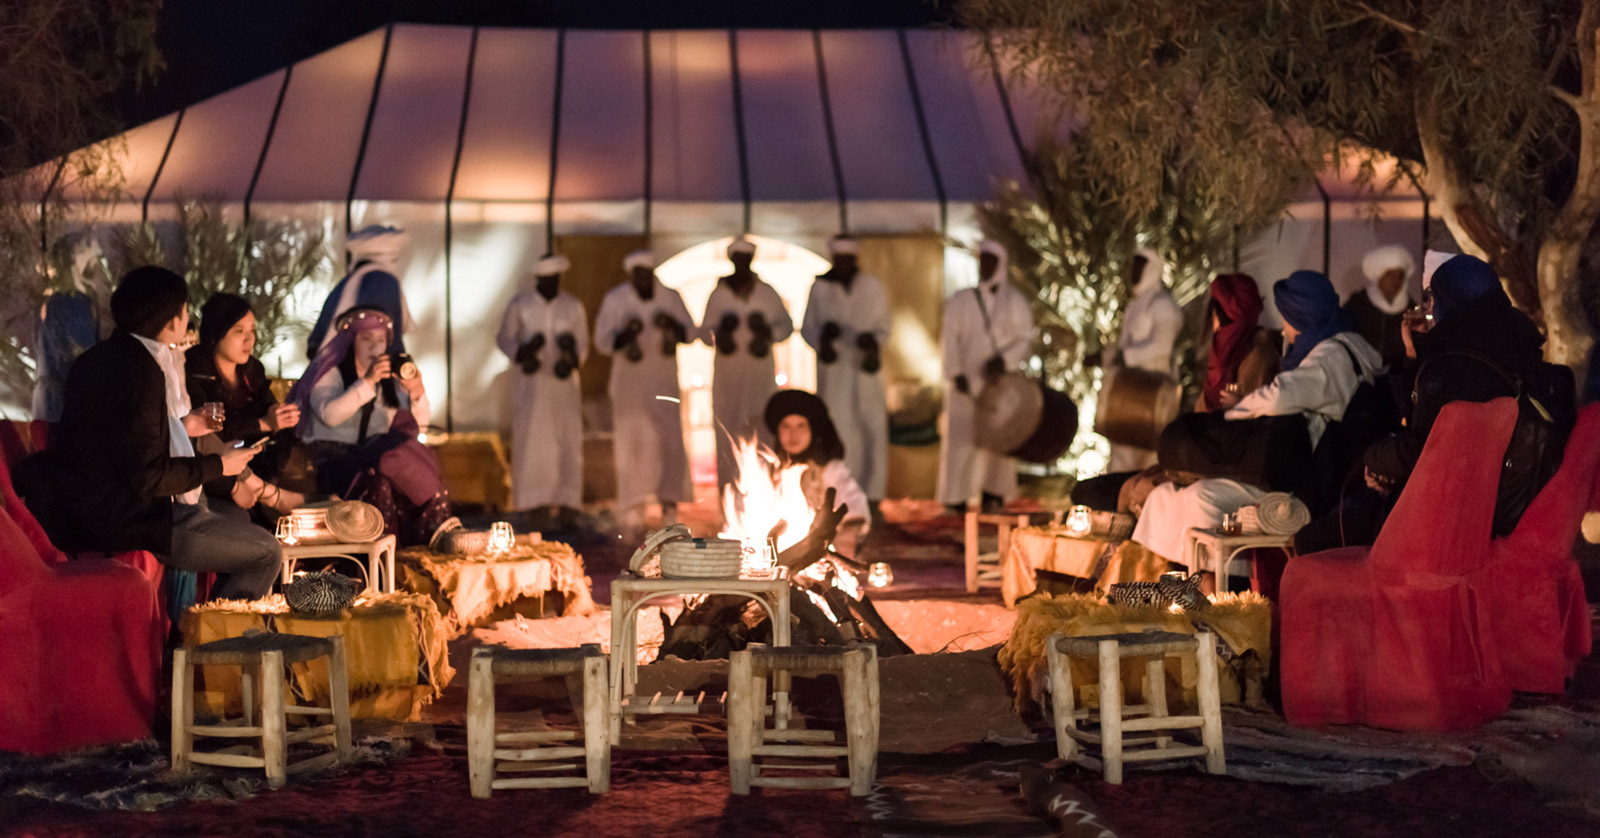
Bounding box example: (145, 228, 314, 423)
(1094, 249, 1183, 472)
(937, 240, 1034, 513)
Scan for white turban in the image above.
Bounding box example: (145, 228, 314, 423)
(1422, 250, 1456, 290)
(347, 224, 408, 263)
(828, 236, 859, 256)
(535, 253, 570, 276)
(727, 236, 756, 257)
(623, 250, 656, 272)
(1362, 245, 1416, 283)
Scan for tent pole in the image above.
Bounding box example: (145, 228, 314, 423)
(1315, 180, 1331, 276)
(728, 29, 753, 234)
(142, 108, 186, 223)
(244, 66, 294, 225)
(897, 29, 948, 236)
(545, 29, 567, 248)
(813, 30, 849, 235)
(642, 30, 655, 238)
(984, 37, 1031, 183)
(442, 27, 481, 435)
(345, 24, 396, 253)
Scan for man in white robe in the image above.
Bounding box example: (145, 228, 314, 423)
(703, 236, 794, 491)
(496, 254, 588, 515)
(593, 250, 695, 532)
(801, 236, 890, 504)
(1102, 249, 1183, 472)
(937, 240, 1034, 511)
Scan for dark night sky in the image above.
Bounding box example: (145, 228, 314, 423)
(131, 0, 954, 126)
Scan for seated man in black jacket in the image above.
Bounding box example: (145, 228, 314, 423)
(17, 267, 282, 601)
(1295, 255, 1575, 553)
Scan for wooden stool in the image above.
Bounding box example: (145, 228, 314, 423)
(727, 644, 879, 796)
(467, 644, 610, 797)
(1045, 630, 1225, 784)
(171, 633, 353, 789)
(964, 512, 1031, 593)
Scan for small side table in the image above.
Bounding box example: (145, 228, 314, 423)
(1184, 528, 1294, 589)
(281, 535, 398, 595)
(609, 569, 791, 742)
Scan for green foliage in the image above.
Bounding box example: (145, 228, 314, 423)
(981, 134, 1275, 473)
(959, 0, 1593, 348)
(105, 198, 333, 357)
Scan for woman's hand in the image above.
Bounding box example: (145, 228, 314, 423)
(182, 411, 211, 437)
(398, 372, 426, 401)
(263, 403, 300, 431)
(362, 354, 392, 385)
(1364, 467, 1395, 495)
(1214, 386, 1242, 410)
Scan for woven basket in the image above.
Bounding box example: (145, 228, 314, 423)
(659, 538, 743, 578)
(283, 571, 359, 614)
(287, 506, 334, 544)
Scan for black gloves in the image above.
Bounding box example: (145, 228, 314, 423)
(616, 318, 645, 361)
(715, 313, 740, 356)
(554, 332, 579, 379)
(857, 332, 881, 374)
(516, 333, 545, 375)
(953, 374, 970, 395)
(747, 312, 772, 359)
(982, 354, 1006, 382)
(654, 312, 687, 355)
(818, 321, 842, 365)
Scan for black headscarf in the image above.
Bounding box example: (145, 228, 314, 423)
(198, 293, 254, 353)
(763, 389, 845, 466)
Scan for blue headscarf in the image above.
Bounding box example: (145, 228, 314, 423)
(1273, 270, 1354, 371)
(1428, 255, 1504, 323)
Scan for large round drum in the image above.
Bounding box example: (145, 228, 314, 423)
(974, 373, 1079, 464)
(1095, 366, 1182, 450)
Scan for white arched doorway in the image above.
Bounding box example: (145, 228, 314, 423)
(657, 235, 828, 485)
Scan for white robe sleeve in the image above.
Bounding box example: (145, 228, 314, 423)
(941, 292, 969, 382)
(592, 288, 624, 357)
(311, 369, 377, 429)
(1119, 293, 1182, 371)
(407, 386, 432, 429)
(861, 277, 891, 343)
(496, 296, 524, 360)
(1225, 337, 1360, 421)
(800, 283, 827, 350)
(662, 287, 696, 340)
(996, 289, 1035, 369)
(700, 286, 729, 347)
(820, 460, 871, 530)
(761, 283, 794, 342)
(566, 297, 590, 365)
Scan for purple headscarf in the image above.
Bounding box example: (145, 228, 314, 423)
(287, 307, 393, 440)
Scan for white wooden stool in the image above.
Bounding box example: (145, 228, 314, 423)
(281, 534, 397, 594)
(467, 644, 610, 797)
(964, 512, 1031, 593)
(171, 633, 353, 789)
(1045, 630, 1225, 784)
(727, 644, 879, 796)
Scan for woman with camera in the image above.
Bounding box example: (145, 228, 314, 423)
(289, 305, 459, 548)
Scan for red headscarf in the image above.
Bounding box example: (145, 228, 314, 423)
(1203, 274, 1264, 410)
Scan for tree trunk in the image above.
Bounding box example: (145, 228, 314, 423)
(1535, 11, 1600, 367)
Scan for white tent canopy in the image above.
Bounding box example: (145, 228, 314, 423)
(29, 25, 1442, 437)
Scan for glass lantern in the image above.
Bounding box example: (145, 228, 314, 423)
(488, 521, 515, 554)
(275, 515, 299, 545)
(1066, 505, 1092, 537)
(867, 562, 894, 588)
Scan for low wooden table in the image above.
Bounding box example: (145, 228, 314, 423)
(400, 543, 596, 633)
(179, 592, 454, 721)
(609, 569, 792, 742)
(281, 535, 397, 595)
(1003, 527, 1116, 607)
(1184, 528, 1295, 589)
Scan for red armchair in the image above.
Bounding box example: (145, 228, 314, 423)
(1479, 403, 1600, 693)
(0, 442, 163, 755)
(1281, 399, 1517, 731)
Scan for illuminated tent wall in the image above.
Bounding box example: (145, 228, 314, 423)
(35, 24, 1441, 457)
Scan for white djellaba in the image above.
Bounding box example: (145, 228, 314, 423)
(936, 240, 1033, 506)
(496, 254, 588, 510)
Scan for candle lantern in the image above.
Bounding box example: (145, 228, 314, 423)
(275, 516, 299, 545)
(867, 562, 894, 588)
(488, 521, 515, 554)
(1066, 505, 1092, 537)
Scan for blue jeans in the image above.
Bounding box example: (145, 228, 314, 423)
(165, 500, 283, 601)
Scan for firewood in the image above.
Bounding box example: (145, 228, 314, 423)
(846, 594, 913, 657)
(788, 588, 846, 646)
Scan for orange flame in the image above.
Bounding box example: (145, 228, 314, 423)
(720, 437, 816, 573)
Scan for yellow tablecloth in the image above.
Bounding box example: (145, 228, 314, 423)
(998, 592, 1273, 712)
(179, 592, 454, 721)
(400, 542, 596, 632)
(1003, 527, 1167, 606)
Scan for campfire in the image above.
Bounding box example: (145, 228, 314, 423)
(656, 437, 910, 662)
